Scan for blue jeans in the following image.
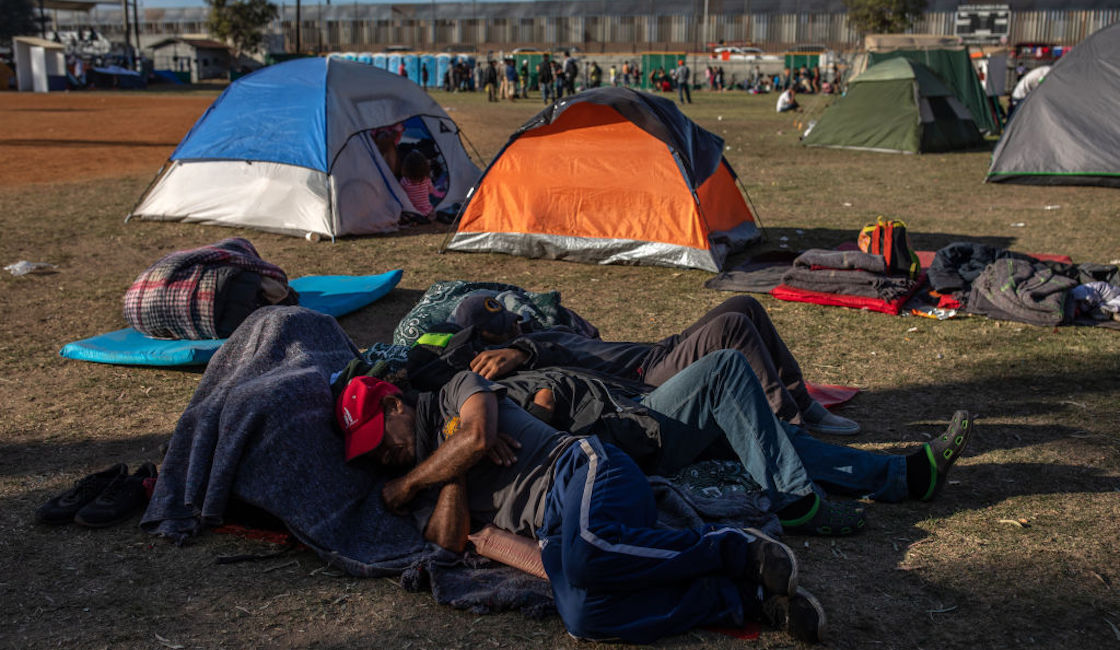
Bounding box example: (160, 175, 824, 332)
(538, 437, 762, 643)
(640, 350, 908, 510)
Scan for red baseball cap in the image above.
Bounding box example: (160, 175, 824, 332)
(336, 376, 401, 461)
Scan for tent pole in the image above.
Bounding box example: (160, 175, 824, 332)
(735, 176, 767, 242)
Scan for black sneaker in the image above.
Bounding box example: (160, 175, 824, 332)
(35, 464, 128, 525)
(743, 527, 799, 596)
(762, 586, 828, 644)
(74, 462, 157, 528)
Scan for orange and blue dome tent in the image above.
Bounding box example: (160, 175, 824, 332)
(443, 87, 761, 272)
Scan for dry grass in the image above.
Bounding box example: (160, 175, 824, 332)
(0, 88, 1118, 649)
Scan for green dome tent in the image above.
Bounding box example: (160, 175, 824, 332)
(802, 58, 985, 154)
(866, 47, 1001, 136)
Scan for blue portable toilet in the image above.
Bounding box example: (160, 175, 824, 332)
(343, 52, 358, 62)
(403, 54, 420, 84)
(357, 52, 374, 65)
(388, 54, 402, 76)
(373, 53, 387, 70)
(420, 54, 437, 87)
(436, 54, 451, 89)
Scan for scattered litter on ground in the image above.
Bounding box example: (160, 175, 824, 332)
(842, 201, 852, 207)
(1043, 205, 1061, 210)
(997, 518, 1031, 528)
(906, 326, 919, 333)
(154, 634, 185, 649)
(795, 229, 804, 235)
(1009, 222, 1026, 228)
(5, 261, 57, 276)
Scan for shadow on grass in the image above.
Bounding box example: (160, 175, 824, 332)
(852, 350, 1120, 430)
(338, 288, 427, 347)
(0, 432, 170, 479)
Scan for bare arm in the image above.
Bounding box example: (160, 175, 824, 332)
(382, 391, 499, 513)
(423, 476, 470, 552)
(469, 348, 529, 379)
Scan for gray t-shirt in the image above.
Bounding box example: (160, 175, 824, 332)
(413, 371, 577, 538)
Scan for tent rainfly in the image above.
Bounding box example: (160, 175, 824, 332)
(444, 87, 761, 272)
(986, 22, 1120, 188)
(129, 57, 481, 238)
(801, 57, 984, 154)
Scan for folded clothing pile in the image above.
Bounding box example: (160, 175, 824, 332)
(780, 249, 919, 303)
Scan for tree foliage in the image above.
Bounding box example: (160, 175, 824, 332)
(207, 0, 278, 56)
(844, 0, 927, 35)
(1, 0, 39, 47)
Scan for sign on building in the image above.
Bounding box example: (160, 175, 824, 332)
(955, 4, 1011, 45)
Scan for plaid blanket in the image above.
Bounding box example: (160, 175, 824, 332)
(123, 238, 290, 340)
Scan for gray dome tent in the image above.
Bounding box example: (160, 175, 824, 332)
(986, 22, 1120, 188)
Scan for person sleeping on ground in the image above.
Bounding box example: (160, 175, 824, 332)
(335, 368, 826, 644)
(425, 294, 861, 435)
(398, 347, 975, 536)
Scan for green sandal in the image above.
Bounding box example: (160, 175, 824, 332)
(920, 410, 974, 501)
(780, 495, 866, 536)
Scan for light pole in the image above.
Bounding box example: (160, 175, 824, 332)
(702, 0, 709, 53)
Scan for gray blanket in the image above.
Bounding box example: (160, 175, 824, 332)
(782, 248, 915, 301)
(142, 306, 777, 617)
(967, 258, 1077, 328)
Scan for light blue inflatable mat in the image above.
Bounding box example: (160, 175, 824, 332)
(59, 270, 403, 367)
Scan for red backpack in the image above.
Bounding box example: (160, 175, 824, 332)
(858, 217, 920, 279)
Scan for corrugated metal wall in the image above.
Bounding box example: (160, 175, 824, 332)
(58, 3, 1119, 53)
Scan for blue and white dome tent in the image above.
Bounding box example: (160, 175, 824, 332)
(129, 57, 481, 238)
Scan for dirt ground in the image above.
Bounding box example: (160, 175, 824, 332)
(0, 92, 212, 187)
(1, 88, 1118, 650)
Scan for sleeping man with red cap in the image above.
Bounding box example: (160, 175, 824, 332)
(336, 355, 974, 642)
(335, 368, 825, 644)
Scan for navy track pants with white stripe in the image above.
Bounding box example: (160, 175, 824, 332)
(538, 437, 763, 643)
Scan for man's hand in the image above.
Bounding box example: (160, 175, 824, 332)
(382, 476, 417, 515)
(486, 432, 521, 467)
(469, 348, 529, 379)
